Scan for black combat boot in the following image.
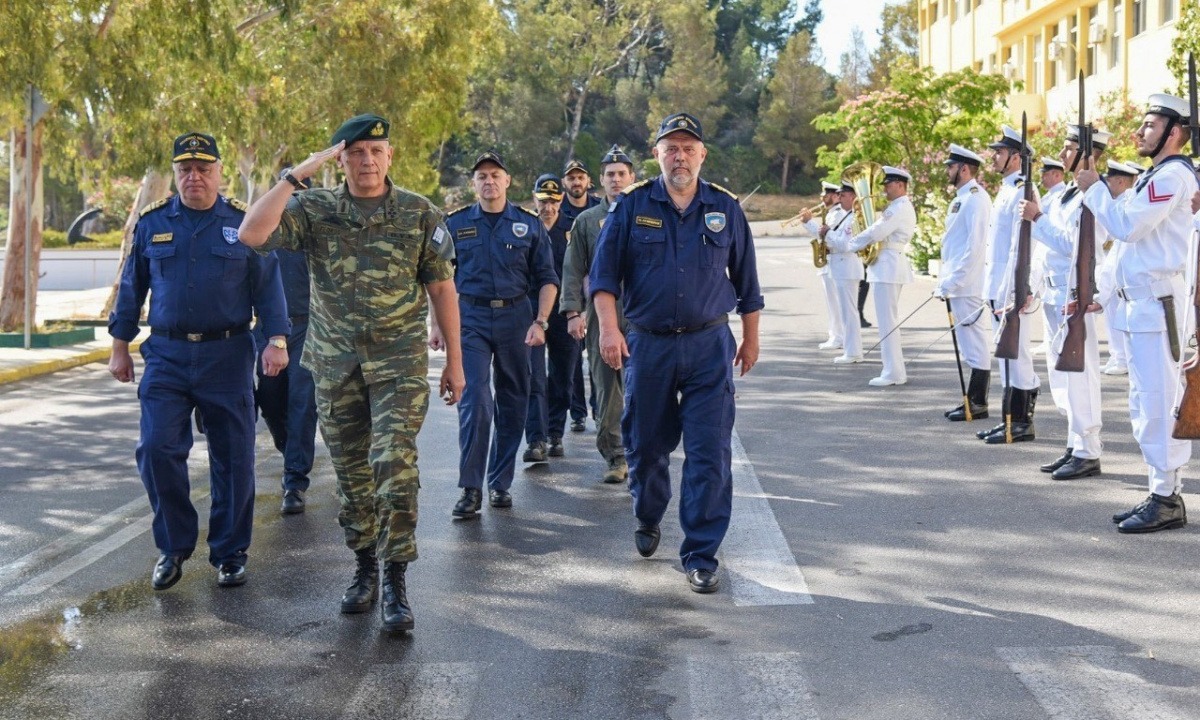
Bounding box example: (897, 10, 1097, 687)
(340, 547, 379, 614)
(947, 368, 990, 421)
(985, 388, 1036, 444)
(380, 561, 415, 633)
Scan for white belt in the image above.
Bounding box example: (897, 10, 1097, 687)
(1117, 277, 1177, 301)
(1045, 274, 1067, 288)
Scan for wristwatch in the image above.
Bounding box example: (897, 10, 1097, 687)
(565, 312, 580, 320)
(269, 337, 287, 349)
(534, 319, 549, 331)
(283, 172, 305, 190)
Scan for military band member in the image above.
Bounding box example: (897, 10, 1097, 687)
(1077, 93, 1197, 533)
(978, 125, 1042, 444)
(803, 181, 845, 350)
(935, 144, 993, 421)
(822, 183, 866, 364)
(843, 166, 916, 386)
(1097, 160, 1144, 376)
(1020, 129, 1113, 480)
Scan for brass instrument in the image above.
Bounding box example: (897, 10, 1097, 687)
(781, 202, 828, 229)
(841, 161, 887, 266)
(782, 202, 832, 268)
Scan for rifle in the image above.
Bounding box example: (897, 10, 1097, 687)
(995, 112, 1033, 360)
(1056, 72, 1095, 373)
(1173, 53, 1200, 439)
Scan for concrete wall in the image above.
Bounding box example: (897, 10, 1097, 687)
(0, 250, 121, 291)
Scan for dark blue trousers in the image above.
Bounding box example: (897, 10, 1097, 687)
(136, 333, 257, 568)
(525, 342, 548, 444)
(546, 311, 583, 437)
(459, 299, 532, 491)
(571, 351, 588, 422)
(255, 322, 317, 491)
(623, 324, 736, 573)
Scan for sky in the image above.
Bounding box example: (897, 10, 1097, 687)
(812, 0, 890, 73)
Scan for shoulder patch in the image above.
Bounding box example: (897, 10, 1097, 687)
(1015, 179, 1025, 188)
(708, 182, 739, 200)
(446, 205, 471, 217)
(969, 187, 979, 193)
(226, 197, 248, 212)
(138, 198, 169, 217)
(621, 179, 653, 195)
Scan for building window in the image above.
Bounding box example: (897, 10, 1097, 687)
(1033, 33, 1043, 93)
(1162, 0, 1175, 23)
(931, 0, 939, 22)
(1066, 16, 1078, 78)
(1086, 5, 1098, 77)
(1110, 4, 1122, 69)
(1133, 0, 1147, 35)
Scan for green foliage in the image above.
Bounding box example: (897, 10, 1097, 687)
(41, 229, 124, 249)
(1167, 1, 1200, 97)
(754, 31, 834, 191)
(1028, 90, 1146, 167)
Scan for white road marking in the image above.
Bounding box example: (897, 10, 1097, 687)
(341, 662, 484, 720)
(996, 645, 1200, 720)
(722, 430, 814, 606)
(687, 652, 820, 720)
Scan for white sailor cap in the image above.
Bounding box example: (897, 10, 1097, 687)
(945, 144, 983, 167)
(821, 181, 840, 193)
(1106, 160, 1144, 178)
(988, 124, 1027, 152)
(1040, 157, 1065, 172)
(1147, 93, 1189, 121)
(1065, 127, 1114, 149)
(839, 180, 857, 194)
(881, 166, 911, 183)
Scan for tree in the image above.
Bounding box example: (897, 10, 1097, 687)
(647, 0, 729, 141)
(836, 27, 871, 101)
(793, 0, 823, 35)
(1167, 0, 1200, 97)
(753, 31, 833, 191)
(867, 0, 919, 91)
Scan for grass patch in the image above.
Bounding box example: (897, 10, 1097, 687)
(741, 193, 819, 222)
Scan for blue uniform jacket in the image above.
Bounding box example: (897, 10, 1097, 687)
(560, 194, 599, 228)
(447, 201, 559, 300)
(276, 248, 311, 317)
(588, 176, 764, 331)
(109, 195, 289, 342)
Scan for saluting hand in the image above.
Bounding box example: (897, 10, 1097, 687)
(291, 141, 345, 181)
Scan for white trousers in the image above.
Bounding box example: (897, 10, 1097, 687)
(872, 282, 905, 381)
(819, 273, 843, 344)
(1042, 303, 1103, 459)
(833, 278, 862, 357)
(948, 296, 992, 371)
(1122, 327, 1190, 496)
(1102, 311, 1128, 368)
(992, 305, 1041, 390)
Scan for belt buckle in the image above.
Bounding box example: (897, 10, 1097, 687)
(489, 299, 505, 308)
(1117, 288, 1128, 301)
(673, 327, 685, 334)
(186, 332, 203, 342)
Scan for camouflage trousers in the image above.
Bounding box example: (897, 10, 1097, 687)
(315, 367, 429, 563)
(585, 310, 625, 464)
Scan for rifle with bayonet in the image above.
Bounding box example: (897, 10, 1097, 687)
(995, 112, 1033, 361)
(1172, 53, 1200, 438)
(1056, 71, 1096, 373)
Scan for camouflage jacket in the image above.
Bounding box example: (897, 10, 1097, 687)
(560, 196, 623, 326)
(263, 179, 454, 383)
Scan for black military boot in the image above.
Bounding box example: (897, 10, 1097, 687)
(380, 561, 415, 632)
(1040, 447, 1073, 473)
(1117, 493, 1187, 534)
(452, 488, 482, 519)
(340, 547, 379, 614)
(947, 369, 990, 421)
(985, 389, 1036, 444)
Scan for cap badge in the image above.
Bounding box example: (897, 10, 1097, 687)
(370, 122, 384, 137)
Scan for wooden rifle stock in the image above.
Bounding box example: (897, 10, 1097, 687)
(995, 113, 1033, 361)
(1172, 53, 1200, 439)
(1056, 73, 1095, 373)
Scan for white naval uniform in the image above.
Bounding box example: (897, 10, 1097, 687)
(823, 208, 866, 359)
(806, 207, 845, 347)
(846, 195, 916, 383)
(1084, 155, 1198, 496)
(1031, 182, 1067, 321)
(1096, 189, 1135, 372)
(936, 179, 992, 370)
(1032, 184, 1107, 459)
(990, 172, 1042, 391)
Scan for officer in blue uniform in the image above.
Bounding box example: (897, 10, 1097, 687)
(446, 151, 558, 517)
(253, 168, 319, 515)
(108, 132, 289, 590)
(561, 159, 600, 429)
(590, 113, 763, 594)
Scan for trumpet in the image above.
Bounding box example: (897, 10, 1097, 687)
(782, 203, 828, 229)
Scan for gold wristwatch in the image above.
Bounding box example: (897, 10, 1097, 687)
(269, 337, 287, 349)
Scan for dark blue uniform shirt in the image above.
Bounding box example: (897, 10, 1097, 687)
(560, 194, 599, 228)
(447, 201, 559, 299)
(588, 177, 764, 332)
(276, 248, 310, 317)
(109, 195, 289, 342)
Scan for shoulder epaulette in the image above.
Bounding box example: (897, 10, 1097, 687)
(709, 182, 739, 200)
(621, 179, 653, 195)
(969, 186, 979, 193)
(226, 197, 248, 212)
(446, 205, 471, 217)
(517, 205, 539, 218)
(138, 198, 169, 217)
(1014, 178, 1025, 188)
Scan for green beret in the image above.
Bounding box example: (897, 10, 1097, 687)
(331, 114, 389, 147)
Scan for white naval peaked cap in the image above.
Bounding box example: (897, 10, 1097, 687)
(881, 166, 911, 182)
(1065, 127, 1114, 148)
(821, 181, 841, 193)
(1147, 93, 1189, 120)
(1106, 160, 1144, 177)
(988, 124, 1027, 151)
(945, 143, 983, 166)
(1040, 157, 1065, 171)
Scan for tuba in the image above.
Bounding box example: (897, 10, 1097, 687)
(782, 203, 831, 269)
(841, 162, 887, 266)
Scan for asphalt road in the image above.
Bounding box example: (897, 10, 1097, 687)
(1, 233, 1198, 719)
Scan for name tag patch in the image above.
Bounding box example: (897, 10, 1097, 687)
(949, 201, 961, 213)
(704, 212, 726, 233)
(456, 226, 478, 240)
(151, 232, 173, 243)
(222, 227, 239, 245)
(635, 215, 663, 228)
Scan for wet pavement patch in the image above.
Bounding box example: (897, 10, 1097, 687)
(0, 612, 70, 707)
(871, 623, 933, 642)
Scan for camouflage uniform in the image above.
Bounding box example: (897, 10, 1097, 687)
(561, 197, 626, 466)
(263, 179, 454, 562)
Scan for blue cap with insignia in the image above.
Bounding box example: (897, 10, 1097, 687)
(563, 159, 589, 177)
(655, 112, 703, 143)
(331, 113, 389, 147)
(533, 173, 564, 201)
(600, 144, 634, 169)
(471, 150, 507, 173)
(172, 132, 220, 163)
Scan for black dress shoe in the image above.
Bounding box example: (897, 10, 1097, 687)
(1051, 456, 1101, 480)
(983, 421, 1034, 444)
(151, 554, 185, 591)
(859, 317, 872, 328)
(687, 568, 720, 593)
(976, 422, 1005, 439)
(548, 436, 564, 457)
(452, 488, 483, 519)
(341, 547, 379, 613)
(217, 563, 246, 587)
(634, 524, 660, 558)
(945, 403, 988, 422)
(1040, 448, 1073, 473)
(281, 489, 306, 515)
(570, 418, 587, 433)
(380, 561, 414, 633)
(523, 442, 548, 463)
(1112, 495, 1154, 524)
(488, 488, 512, 508)
(1117, 493, 1187, 534)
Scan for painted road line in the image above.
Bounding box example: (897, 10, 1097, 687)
(687, 652, 820, 720)
(722, 429, 814, 606)
(341, 662, 485, 720)
(996, 645, 1199, 720)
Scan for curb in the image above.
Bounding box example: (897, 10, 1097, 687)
(0, 341, 142, 387)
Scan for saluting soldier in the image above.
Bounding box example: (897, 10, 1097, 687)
(800, 182, 844, 350)
(560, 158, 600, 430)
(590, 112, 763, 594)
(1077, 93, 1197, 533)
(935, 144, 993, 421)
(1097, 160, 1144, 376)
(821, 182, 866, 364)
(109, 132, 289, 591)
(1020, 129, 1113, 480)
(843, 166, 916, 386)
(560, 145, 636, 484)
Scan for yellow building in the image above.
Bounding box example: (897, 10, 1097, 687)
(919, 0, 1184, 127)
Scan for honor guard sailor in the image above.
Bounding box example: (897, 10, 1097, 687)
(1097, 160, 1145, 376)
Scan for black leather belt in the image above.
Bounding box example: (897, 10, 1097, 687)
(152, 325, 250, 342)
(461, 294, 524, 308)
(289, 314, 309, 324)
(628, 316, 728, 336)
